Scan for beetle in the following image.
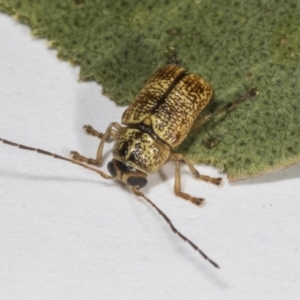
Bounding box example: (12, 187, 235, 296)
(0, 60, 258, 269)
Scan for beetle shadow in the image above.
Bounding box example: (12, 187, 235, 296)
(0, 167, 114, 187)
(230, 163, 300, 185)
(135, 192, 230, 287)
(148, 163, 175, 193)
(114, 171, 230, 287)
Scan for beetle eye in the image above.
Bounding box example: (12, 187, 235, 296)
(127, 177, 147, 188)
(107, 161, 117, 177)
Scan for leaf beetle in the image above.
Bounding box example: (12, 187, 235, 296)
(1, 54, 258, 268)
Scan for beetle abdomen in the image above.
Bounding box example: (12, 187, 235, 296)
(122, 65, 213, 148)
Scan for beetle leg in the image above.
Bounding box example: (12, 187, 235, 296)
(191, 87, 258, 131)
(170, 153, 222, 205)
(83, 125, 117, 141)
(173, 159, 204, 205)
(70, 122, 122, 166)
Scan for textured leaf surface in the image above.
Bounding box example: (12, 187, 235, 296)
(0, 0, 299, 180)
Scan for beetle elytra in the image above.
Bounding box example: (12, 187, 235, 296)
(1, 62, 258, 269)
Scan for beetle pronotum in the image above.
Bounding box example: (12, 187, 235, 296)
(0, 62, 258, 269)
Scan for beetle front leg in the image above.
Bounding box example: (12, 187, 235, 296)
(170, 153, 222, 205)
(70, 122, 122, 166)
(82, 125, 116, 141)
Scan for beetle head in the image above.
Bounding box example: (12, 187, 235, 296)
(107, 158, 148, 189)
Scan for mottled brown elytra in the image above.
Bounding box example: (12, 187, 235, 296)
(1, 61, 258, 268)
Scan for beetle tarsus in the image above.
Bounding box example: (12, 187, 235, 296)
(215, 177, 222, 185)
(70, 150, 99, 166)
(197, 175, 223, 186)
(174, 189, 205, 206)
(194, 198, 205, 206)
(196, 174, 222, 186)
(70, 150, 82, 160)
(83, 125, 105, 139)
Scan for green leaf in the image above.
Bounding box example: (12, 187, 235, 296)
(1, 0, 299, 180)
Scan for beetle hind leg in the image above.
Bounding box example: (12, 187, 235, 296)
(196, 174, 222, 185)
(191, 87, 258, 131)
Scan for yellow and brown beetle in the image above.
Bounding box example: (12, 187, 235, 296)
(0, 60, 258, 268)
(72, 64, 257, 206)
(74, 64, 219, 205)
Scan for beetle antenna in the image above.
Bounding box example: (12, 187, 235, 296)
(1, 138, 219, 268)
(132, 187, 220, 268)
(0, 138, 113, 180)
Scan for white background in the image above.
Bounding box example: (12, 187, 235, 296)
(0, 12, 299, 300)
